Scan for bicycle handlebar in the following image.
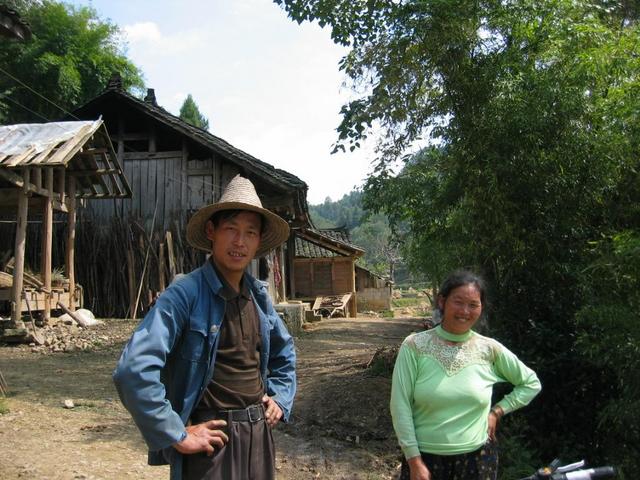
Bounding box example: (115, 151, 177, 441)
(518, 460, 616, 480)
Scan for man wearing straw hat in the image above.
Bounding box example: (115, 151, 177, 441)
(114, 175, 296, 480)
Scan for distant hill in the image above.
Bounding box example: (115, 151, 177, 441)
(309, 191, 364, 231)
(309, 191, 405, 282)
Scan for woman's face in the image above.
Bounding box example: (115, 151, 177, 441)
(438, 283, 483, 334)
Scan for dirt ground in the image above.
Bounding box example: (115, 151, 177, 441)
(0, 314, 424, 480)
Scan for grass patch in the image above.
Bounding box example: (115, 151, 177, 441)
(0, 397, 9, 415)
(380, 310, 395, 318)
(392, 297, 428, 308)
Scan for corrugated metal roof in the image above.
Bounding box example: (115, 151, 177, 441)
(0, 120, 131, 199)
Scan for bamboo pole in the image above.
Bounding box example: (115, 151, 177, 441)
(41, 168, 54, 323)
(10, 168, 29, 329)
(166, 230, 176, 281)
(65, 177, 77, 311)
(126, 248, 136, 318)
(158, 242, 166, 291)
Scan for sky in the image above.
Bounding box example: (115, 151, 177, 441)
(68, 0, 378, 205)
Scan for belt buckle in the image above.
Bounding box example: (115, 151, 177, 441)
(247, 405, 261, 423)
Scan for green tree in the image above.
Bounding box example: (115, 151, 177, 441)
(277, 0, 640, 476)
(179, 94, 210, 131)
(0, 0, 144, 124)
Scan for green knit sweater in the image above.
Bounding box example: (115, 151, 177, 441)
(390, 325, 541, 459)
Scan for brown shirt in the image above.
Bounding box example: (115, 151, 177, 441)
(195, 262, 264, 411)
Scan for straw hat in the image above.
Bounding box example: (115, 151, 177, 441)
(186, 175, 290, 257)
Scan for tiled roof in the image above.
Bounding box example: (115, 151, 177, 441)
(294, 227, 365, 258)
(73, 82, 307, 191)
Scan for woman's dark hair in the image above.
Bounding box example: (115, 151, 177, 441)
(436, 269, 488, 316)
(209, 209, 265, 234)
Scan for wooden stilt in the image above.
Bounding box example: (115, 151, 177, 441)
(41, 168, 54, 323)
(10, 168, 29, 330)
(65, 177, 76, 311)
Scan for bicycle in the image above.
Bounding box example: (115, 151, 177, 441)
(518, 459, 616, 479)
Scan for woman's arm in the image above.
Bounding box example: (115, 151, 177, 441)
(492, 344, 542, 415)
(390, 338, 422, 459)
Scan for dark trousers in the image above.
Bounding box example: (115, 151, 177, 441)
(183, 405, 275, 480)
(400, 440, 498, 480)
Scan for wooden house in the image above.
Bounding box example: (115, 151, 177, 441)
(70, 75, 310, 317)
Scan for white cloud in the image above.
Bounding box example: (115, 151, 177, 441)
(123, 22, 161, 42)
(123, 21, 208, 56)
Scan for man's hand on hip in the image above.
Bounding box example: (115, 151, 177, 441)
(262, 394, 283, 427)
(174, 419, 228, 455)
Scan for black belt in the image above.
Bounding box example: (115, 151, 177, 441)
(219, 404, 264, 423)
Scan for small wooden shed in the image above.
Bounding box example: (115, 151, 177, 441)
(0, 120, 130, 336)
(291, 227, 365, 317)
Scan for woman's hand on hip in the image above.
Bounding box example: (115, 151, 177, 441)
(487, 405, 504, 441)
(407, 455, 431, 480)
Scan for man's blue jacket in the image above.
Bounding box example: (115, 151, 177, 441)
(113, 261, 296, 479)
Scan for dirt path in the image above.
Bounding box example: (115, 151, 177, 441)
(0, 315, 423, 479)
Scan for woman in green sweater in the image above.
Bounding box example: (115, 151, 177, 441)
(390, 270, 541, 480)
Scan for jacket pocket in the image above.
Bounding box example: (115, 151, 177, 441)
(179, 327, 208, 363)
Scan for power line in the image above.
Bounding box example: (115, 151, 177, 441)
(0, 68, 225, 196)
(0, 65, 80, 120)
(0, 93, 51, 122)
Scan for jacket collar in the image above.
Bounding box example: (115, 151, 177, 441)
(201, 260, 263, 297)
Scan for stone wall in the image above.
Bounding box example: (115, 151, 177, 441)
(356, 287, 392, 312)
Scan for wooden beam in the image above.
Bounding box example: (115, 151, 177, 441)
(44, 122, 95, 166)
(10, 168, 29, 329)
(41, 168, 54, 323)
(65, 177, 77, 311)
(112, 132, 149, 141)
(124, 150, 183, 160)
(67, 168, 120, 177)
(0, 167, 49, 196)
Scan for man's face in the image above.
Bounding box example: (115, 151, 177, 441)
(206, 211, 262, 279)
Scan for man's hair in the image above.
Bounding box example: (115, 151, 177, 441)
(209, 209, 265, 234)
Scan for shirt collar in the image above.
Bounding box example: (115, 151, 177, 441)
(209, 258, 251, 300)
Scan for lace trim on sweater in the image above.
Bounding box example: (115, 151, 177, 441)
(406, 329, 500, 376)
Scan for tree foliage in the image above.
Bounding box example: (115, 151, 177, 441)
(0, 0, 144, 124)
(309, 191, 404, 279)
(277, 0, 640, 476)
(179, 94, 210, 131)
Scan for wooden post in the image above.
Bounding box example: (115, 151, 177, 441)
(287, 235, 296, 299)
(41, 168, 54, 323)
(65, 177, 76, 311)
(350, 258, 357, 318)
(277, 245, 286, 302)
(10, 168, 29, 329)
(57, 167, 66, 204)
